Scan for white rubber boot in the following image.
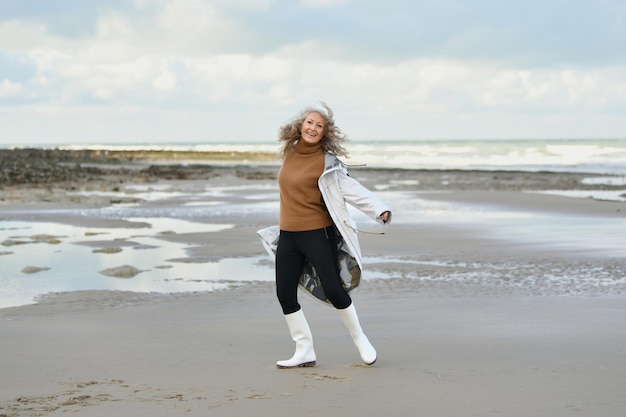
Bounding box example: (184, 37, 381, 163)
(339, 303, 377, 365)
(276, 309, 316, 369)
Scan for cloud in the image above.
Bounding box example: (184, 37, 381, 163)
(0, 0, 133, 37)
(0, 79, 23, 98)
(233, 0, 626, 67)
(0, 0, 625, 143)
(298, 0, 352, 8)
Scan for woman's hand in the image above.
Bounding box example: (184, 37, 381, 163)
(380, 211, 391, 223)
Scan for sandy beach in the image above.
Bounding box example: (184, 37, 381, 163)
(1, 149, 626, 416)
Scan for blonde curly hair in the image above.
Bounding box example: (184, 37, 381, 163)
(278, 102, 349, 159)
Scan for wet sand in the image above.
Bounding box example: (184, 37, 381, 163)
(1, 150, 626, 416)
(2, 286, 625, 416)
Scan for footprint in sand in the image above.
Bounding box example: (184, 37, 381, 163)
(0, 379, 238, 415)
(308, 373, 352, 382)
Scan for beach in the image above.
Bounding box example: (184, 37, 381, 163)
(1, 149, 626, 416)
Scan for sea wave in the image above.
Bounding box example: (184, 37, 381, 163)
(4, 138, 626, 174)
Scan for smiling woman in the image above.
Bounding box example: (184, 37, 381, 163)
(278, 102, 349, 159)
(299, 112, 325, 145)
(265, 102, 392, 368)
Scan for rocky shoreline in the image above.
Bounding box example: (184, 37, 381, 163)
(0, 148, 278, 186)
(1, 148, 624, 199)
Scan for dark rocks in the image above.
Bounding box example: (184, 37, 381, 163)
(0, 148, 281, 187)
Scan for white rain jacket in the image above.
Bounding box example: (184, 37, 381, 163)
(317, 152, 391, 269)
(257, 152, 391, 304)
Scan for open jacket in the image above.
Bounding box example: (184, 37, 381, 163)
(257, 152, 391, 305)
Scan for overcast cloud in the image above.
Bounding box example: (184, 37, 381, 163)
(1, 0, 625, 144)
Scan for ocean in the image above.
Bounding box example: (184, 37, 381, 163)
(5, 138, 626, 175)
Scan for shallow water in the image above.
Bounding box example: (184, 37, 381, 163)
(2, 186, 625, 308)
(355, 191, 626, 256)
(363, 256, 626, 297)
(0, 219, 273, 308)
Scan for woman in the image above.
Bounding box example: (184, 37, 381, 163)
(266, 102, 391, 368)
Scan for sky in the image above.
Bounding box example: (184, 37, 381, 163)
(1, 0, 625, 145)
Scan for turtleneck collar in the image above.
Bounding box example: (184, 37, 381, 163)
(295, 139, 323, 155)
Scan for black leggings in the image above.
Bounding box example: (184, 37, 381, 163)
(276, 226, 352, 314)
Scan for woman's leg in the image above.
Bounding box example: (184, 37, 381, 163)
(302, 227, 376, 365)
(275, 230, 316, 368)
(275, 230, 305, 315)
(338, 302, 377, 365)
(298, 227, 351, 309)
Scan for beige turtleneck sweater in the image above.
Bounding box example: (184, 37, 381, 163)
(278, 140, 333, 231)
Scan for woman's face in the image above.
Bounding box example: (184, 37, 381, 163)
(300, 112, 326, 145)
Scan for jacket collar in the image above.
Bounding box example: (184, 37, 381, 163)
(323, 152, 344, 172)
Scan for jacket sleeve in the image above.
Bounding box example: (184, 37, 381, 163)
(337, 169, 392, 224)
(256, 225, 279, 258)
